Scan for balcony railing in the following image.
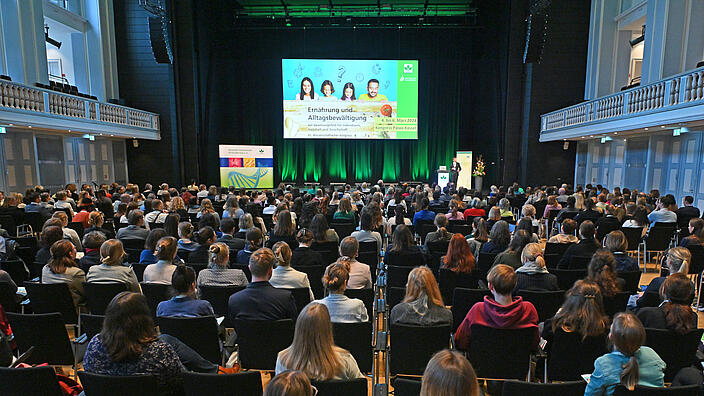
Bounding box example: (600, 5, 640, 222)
(541, 67, 704, 133)
(0, 79, 159, 132)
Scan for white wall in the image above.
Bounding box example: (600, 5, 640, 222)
(44, 16, 78, 84)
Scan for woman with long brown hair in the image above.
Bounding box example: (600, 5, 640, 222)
(636, 273, 697, 334)
(584, 312, 665, 395)
(442, 234, 475, 274)
(420, 350, 479, 396)
(587, 249, 624, 299)
(390, 266, 452, 326)
(41, 239, 85, 309)
(276, 302, 363, 380)
(266, 210, 298, 249)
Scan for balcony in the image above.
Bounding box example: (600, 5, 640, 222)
(540, 67, 704, 142)
(0, 79, 160, 140)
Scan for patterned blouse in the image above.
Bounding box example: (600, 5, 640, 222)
(83, 334, 185, 395)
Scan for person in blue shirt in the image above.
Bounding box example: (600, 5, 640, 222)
(140, 228, 166, 264)
(412, 197, 435, 227)
(604, 231, 639, 272)
(647, 195, 677, 224)
(156, 265, 214, 318)
(237, 227, 263, 265)
(584, 312, 665, 395)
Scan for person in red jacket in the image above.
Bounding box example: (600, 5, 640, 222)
(454, 264, 539, 351)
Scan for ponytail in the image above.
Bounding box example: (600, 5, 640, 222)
(207, 242, 228, 268)
(620, 356, 640, 391)
(438, 227, 449, 240)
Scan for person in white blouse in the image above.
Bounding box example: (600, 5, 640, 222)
(269, 241, 314, 300)
(143, 237, 178, 285)
(337, 237, 372, 289)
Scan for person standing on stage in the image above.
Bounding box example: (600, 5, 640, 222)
(450, 157, 461, 186)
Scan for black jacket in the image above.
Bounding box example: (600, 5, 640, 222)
(218, 234, 246, 253)
(290, 246, 326, 268)
(557, 239, 599, 269)
(227, 281, 297, 322)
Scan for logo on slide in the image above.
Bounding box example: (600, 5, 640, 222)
(403, 64, 414, 73)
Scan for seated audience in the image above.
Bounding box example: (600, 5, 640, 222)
(558, 220, 599, 269)
(584, 312, 665, 395)
(315, 261, 368, 323)
(439, 234, 475, 276)
(543, 195, 562, 218)
(493, 229, 532, 269)
(143, 237, 178, 284)
(162, 214, 180, 239)
(596, 205, 622, 241)
(53, 211, 83, 250)
(465, 217, 489, 258)
(587, 249, 624, 300)
(267, 210, 298, 249)
(604, 230, 639, 272)
(480, 220, 511, 254)
(79, 231, 106, 273)
(116, 209, 149, 242)
(264, 370, 314, 396)
(196, 242, 248, 291)
(276, 302, 363, 380)
(463, 197, 486, 218)
(412, 197, 435, 227)
(35, 225, 65, 265)
(177, 222, 199, 252)
(333, 197, 356, 223)
(86, 239, 141, 293)
(189, 226, 217, 263)
(235, 213, 254, 239)
(498, 198, 514, 220)
(446, 199, 464, 221)
(386, 205, 412, 236)
(217, 217, 245, 253)
(555, 195, 579, 223)
(157, 265, 214, 317)
(485, 206, 501, 231)
(421, 349, 480, 396)
(514, 243, 558, 291)
(635, 247, 691, 309)
(648, 195, 677, 224)
(679, 217, 704, 247)
(228, 248, 297, 321)
(455, 264, 539, 351)
(424, 213, 453, 246)
(515, 217, 539, 242)
(270, 241, 314, 300)
(140, 228, 167, 264)
(337, 236, 372, 289)
(574, 198, 602, 224)
(385, 225, 426, 267)
(350, 209, 383, 254)
(390, 266, 451, 326)
(291, 228, 326, 268)
(197, 199, 220, 223)
(85, 211, 114, 239)
(676, 195, 700, 223)
(222, 197, 244, 220)
(237, 227, 263, 265)
(41, 240, 86, 309)
(636, 273, 697, 333)
(145, 199, 168, 224)
(548, 218, 578, 244)
(310, 214, 339, 244)
(622, 205, 650, 237)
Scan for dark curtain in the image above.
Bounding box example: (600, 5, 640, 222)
(198, 27, 473, 184)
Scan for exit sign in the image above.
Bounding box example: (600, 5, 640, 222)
(0, 127, 5, 134)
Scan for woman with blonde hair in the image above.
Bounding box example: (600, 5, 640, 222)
(314, 262, 368, 323)
(514, 242, 558, 292)
(197, 198, 220, 222)
(86, 239, 141, 293)
(276, 303, 363, 380)
(85, 210, 115, 239)
(196, 242, 248, 292)
(390, 266, 452, 326)
(421, 350, 480, 396)
(169, 196, 188, 220)
(270, 241, 313, 300)
(333, 197, 355, 223)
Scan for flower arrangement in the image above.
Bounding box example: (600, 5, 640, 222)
(472, 156, 486, 177)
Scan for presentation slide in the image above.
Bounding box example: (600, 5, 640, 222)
(219, 145, 274, 189)
(282, 59, 418, 139)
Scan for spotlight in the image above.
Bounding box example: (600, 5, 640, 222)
(629, 25, 644, 47)
(45, 26, 62, 49)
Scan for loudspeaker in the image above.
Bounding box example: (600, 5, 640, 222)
(149, 16, 172, 64)
(523, 0, 551, 64)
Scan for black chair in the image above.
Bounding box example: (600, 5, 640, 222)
(476, 252, 498, 282)
(332, 321, 373, 373)
(414, 220, 435, 242)
(451, 288, 491, 332)
(7, 312, 81, 368)
(330, 223, 356, 239)
(0, 259, 29, 286)
(387, 286, 406, 310)
(79, 313, 105, 341)
(618, 270, 642, 293)
(234, 319, 294, 370)
(282, 287, 312, 314)
(310, 241, 339, 265)
(158, 316, 222, 365)
(0, 214, 17, 237)
(358, 241, 379, 281)
(546, 328, 608, 381)
(23, 212, 46, 235)
(199, 285, 245, 317)
(84, 282, 128, 315)
(516, 290, 565, 322)
(182, 371, 263, 396)
(645, 328, 704, 381)
(78, 372, 159, 396)
(140, 282, 173, 317)
(0, 366, 63, 396)
(643, 226, 677, 268)
(544, 242, 572, 258)
(466, 325, 535, 380)
(387, 265, 414, 288)
(502, 380, 586, 396)
(567, 255, 592, 269)
(603, 291, 631, 317)
(614, 385, 700, 395)
(24, 281, 77, 324)
(389, 323, 451, 376)
(448, 223, 472, 236)
(293, 265, 325, 299)
(0, 282, 17, 313)
(344, 288, 374, 320)
(438, 268, 479, 306)
(67, 222, 84, 240)
(311, 378, 367, 396)
(621, 226, 644, 251)
(552, 268, 587, 290)
(391, 376, 422, 396)
(121, 239, 146, 263)
(131, 263, 147, 282)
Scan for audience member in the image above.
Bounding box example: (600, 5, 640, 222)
(85, 211, 114, 239)
(350, 209, 382, 254)
(442, 234, 475, 274)
(604, 230, 639, 272)
(177, 222, 199, 252)
(196, 242, 248, 291)
(465, 217, 489, 258)
(548, 218, 578, 244)
(157, 265, 214, 317)
(558, 221, 599, 269)
(52, 211, 83, 250)
(116, 209, 149, 241)
(264, 370, 314, 396)
(189, 226, 217, 263)
(267, 210, 298, 249)
(493, 229, 532, 269)
(636, 273, 697, 333)
(622, 205, 650, 237)
(648, 195, 677, 224)
(390, 266, 452, 326)
(140, 228, 167, 264)
(480, 220, 511, 254)
(514, 243, 558, 291)
(310, 214, 339, 244)
(420, 350, 480, 396)
(78, 231, 106, 273)
(35, 225, 64, 265)
(635, 247, 691, 309)
(676, 195, 700, 223)
(424, 214, 452, 246)
(385, 225, 426, 267)
(679, 218, 704, 247)
(412, 197, 435, 227)
(291, 228, 326, 268)
(217, 217, 245, 252)
(41, 240, 86, 309)
(315, 261, 368, 323)
(337, 236, 372, 289)
(270, 241, 314, 300)
(86, 239, 141, 293)
(237, 227, 263, 265)
(587, 249, 624, 300)
(143, 237, 178, 284)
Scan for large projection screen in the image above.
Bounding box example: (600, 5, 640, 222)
(282, 59, 418, 140)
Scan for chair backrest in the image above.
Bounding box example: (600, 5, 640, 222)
(140, 282, 173, 317)
(645, 226, 676, 251)
(24, 281, 77, 324)
(292, 265, 325, 299)
(311, 378, 367, 396)
(614, 384, 700, 395)
(157, 316, 222, 364)
(426, 240, 450, 255)
(645, 328, 704, 381)
(389, 323, 451, 376)
(544, 242, 572, 257)
(79, 313, 105, 341)
(84, 282, 128, 315)
(23, 212, 46, 235)
(568, 255, 592, 269)
(310, 241, 340, 264)
(516, 290, 565, 322)
(234, 319, 294, 370)
(637, 291, 662, 308)
(685, 245, 704, 275)
(621, 227, 644, 251)
(281, 287, 312, 314)
(476, 252, 498, 282)
(181, 371, 263, 396)
(451, 288, 491, 332)
(448, 223, 472, 236)
(414, 220, 435, 240)
(332, 321, 373, 373)
(391, 376, 422, 396)
(344, 288, 374, 320)
(0, 282, 17, 313)
(502, 380, 586, 396)
(356, 251, 378, 283)
(6, 312, 74, 365)
(387, 286, 406, 311)
(78, 372, 159, 396)
(603, 292, 631, 318)
(547, 328, 609, 381)
(618, 270, 642, 293)
(0, 259, 29, 285)
(387, 265, 414, 288)
(0, 366, 63, 396)
(67, 221, 84, 240)
(438, 268, 479, 306)
(467, 325, 535, 380)
(358, 241, 378, 253)
(199, 285, 246, 317)
(551, 268, 587, 290)
(0, 215, 17, 237)
(330, 223, 356, 239)
(130, 263, 147, 282)
(121, 238, 147, 250)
